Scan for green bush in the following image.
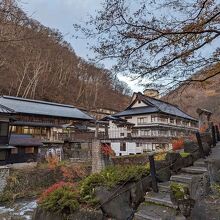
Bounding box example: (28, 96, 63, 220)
(170, 182, 189, 200)
(40, 185, 79, 215)
(180, 152, 190, 158)
(80, 164, 150, 204)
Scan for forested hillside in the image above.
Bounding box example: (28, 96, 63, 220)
(0, 1, 131, 110)
(164, 69, 220, 122)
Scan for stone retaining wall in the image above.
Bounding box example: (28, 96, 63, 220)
(0, 167, 10, 193)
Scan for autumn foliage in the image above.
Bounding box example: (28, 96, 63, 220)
(38, 181, 76, 203)
(101, 144, 115, 156)
(172, 138, 184, 151)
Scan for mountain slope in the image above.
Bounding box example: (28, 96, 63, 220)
(164, 72, 220, 122)
(0, 1, 130, 111)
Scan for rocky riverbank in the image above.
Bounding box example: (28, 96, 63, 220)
(0, 199, 37, 220)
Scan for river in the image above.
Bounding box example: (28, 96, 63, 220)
(0, 199, 37, 220)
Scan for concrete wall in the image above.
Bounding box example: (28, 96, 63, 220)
(0, 167, 10, 193)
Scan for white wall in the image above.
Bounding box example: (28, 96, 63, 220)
(111, 142, 144, 156)
(131, 100, 148, 108)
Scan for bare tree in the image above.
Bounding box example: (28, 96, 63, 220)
(74, 0, 220, 92)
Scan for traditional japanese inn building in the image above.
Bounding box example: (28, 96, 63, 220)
(103, 90, 198, 156)
(0, 95, 94, 165)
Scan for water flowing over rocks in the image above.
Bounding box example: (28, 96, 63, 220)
(0, 199, 37, 220)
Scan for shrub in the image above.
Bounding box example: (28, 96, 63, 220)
(155, 152, 167, 161)
(180, 152, 190, 158)
(80, 164, 150, 204)
(39, 182, 79, 215)
(172, 138, 184, 151)
(170, 183, 189, 200)
(212, 183, 220, 196)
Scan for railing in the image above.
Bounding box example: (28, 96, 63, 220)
(148, 123, 220, 192)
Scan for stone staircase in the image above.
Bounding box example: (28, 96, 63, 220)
(134, 159, 208, 220)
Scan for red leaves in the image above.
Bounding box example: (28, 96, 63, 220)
(172, 138, 184, 151)
(101, 144, 115, 156)
(38, 181, 75, 203)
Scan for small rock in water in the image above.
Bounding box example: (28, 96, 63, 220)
(0, 200, 37, 220)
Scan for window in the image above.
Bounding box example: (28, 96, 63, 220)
(151, 116, 157, 122)
(0, 122, 9, 137)
(170, 130, 176, 136)
(151, 130, 158, 136)
(140, 129, 151, 136)
(137, 117, 148, 124)
(120, 142, 126, 151)
(125, 116, 132, 119)
(25, 147, 35, 154)
(158, 130, 168, 136)
(158, 117, 168, 123)
(11, 148, 18, 154)
(131, 130, 138, 137)
(170, 118, 175, 124)
(120, 133, 124, 137)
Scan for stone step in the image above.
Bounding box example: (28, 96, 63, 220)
(170, 174, 195, 184)
(194, 159, 207, 168)
(145, 192, 177, 209)
(181, 166, 207, 174)
(135, 202, 178, 220)
(158, 181, 170, 192)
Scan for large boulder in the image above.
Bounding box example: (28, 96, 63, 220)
(191, 197, 220, 220)
(141, 176, 151, 192)
(129, 181, 145, 208)
(171, 157, 185, 173)
(182, 155, 193, 167)
(33, 207, 104, 220)
(33, 207, 64, 220)
(165, 152, 182, 168)
(202, 142, 211, 156)
(154, 160, 171, 182)
(155, 160, 169, 170)
(184, 140, 198, 153)
(69, 209, 104, 220)
(207, 158, 220, 183)
(156, 166, 171, 182)
(95, 186, 133, 220)
(200, 132, 213, 147)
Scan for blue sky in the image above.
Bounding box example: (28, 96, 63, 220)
(18, 0, 143, 92)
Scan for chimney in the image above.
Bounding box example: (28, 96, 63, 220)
(143, 89, 159, 99)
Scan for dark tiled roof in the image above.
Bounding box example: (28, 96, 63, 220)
(9, 134, 43, 147)
(114, 106, 158, 117)
(143, 95, 197, 121)
(0, 96, 93, 120)
(112, 93, 197, 121)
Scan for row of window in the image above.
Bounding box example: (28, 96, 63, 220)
(137, 116, 194, 126)
(119, 142, 170, 152)
(0, 147, 35, 161)
(11, 147, 35, 154)
(132, 129, 192, 137)
(11, 126, 49, 135)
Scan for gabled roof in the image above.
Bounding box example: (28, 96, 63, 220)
(0, 96, 93, 120)
(114, 92, 197, 121)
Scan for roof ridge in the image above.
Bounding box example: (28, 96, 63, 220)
(1, 95, 75, 109)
